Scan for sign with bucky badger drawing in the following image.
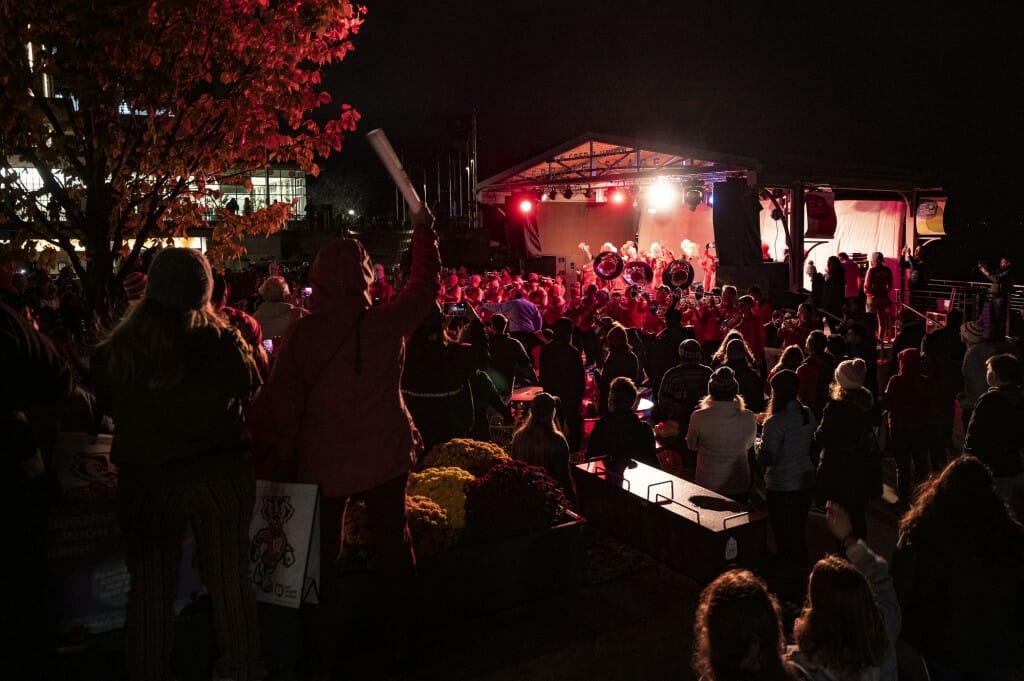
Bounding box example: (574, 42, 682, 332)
(248, 481, 320, 608)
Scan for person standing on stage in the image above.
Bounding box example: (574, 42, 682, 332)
(864, 252, 894, 340)
(978, 256, 1013, 341)
(838, 252, 862, 306)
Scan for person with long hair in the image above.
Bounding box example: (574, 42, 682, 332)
(786, 502, 899, 681)
(722, 336, 766, 414)
(510, 392, 574, 497)
(687, 367, 758, 503)
(693, 569, 796, 681)
(596, 323, 641, 416)
(768, 344, 804, 383)
(756, 370, 816, 568)
(711, 329, 757, 369)
(94, 248, 263, 681)
(814, 358, 881, 540)
(892, 455, 1024, 680)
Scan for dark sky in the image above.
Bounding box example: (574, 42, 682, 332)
(324, 1, 1023, 225)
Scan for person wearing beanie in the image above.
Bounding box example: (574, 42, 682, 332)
(882, 348, 932, 501)
(814, 357, 882, 540)
(653, 338, 712, 451)
(957, 319, 997, 431)
(756, 369, 817, 568)
(686, 366, 758, 502)
(510, 392, 574, 498)
(247, 208, 441, 675)
(93, 248, 264, 681)
(253, 274, 305, 340)
(596, 322, 641, 416)
(586, 377, 657, 468)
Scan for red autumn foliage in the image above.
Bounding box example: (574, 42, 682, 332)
(0, 0, 364, 321)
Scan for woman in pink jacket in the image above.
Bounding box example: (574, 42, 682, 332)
(249, 209, 439, 676)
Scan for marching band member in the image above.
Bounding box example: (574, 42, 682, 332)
(440, 272, 462, 304)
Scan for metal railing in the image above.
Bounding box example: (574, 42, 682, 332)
(908, 279, 1024, 320)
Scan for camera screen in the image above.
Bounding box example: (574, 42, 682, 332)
(261, 338, 274, 354)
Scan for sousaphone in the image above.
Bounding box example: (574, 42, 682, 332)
(623, 260, 654, 287)
(593, 251, 624, 280)
(662, 259, 695, 289)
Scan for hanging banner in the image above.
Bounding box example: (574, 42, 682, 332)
(804, 191, 838, 239)
(248, 480, 321, 608)
(915, 197, 946, 235)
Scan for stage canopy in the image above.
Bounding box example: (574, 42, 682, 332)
(477, 133, 943, 291)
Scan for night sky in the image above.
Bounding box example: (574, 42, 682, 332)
(325, 1, 1023, 230)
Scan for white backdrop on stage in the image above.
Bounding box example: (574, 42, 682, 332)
(760, 199, 906, 287)
(535, 201, 637, 275)
(636, 203, 716, 284)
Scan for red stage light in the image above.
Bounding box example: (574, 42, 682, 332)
(519, 199, 534, 214)
(610, 189, 626, 204)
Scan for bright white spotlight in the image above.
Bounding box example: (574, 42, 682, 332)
(647, 181, 678, 213)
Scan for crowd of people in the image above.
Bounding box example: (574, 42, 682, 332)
(3, 230, 1023, 681)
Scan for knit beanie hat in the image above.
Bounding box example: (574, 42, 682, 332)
(708, 366, 739, 400)
(145, 248, 212, 309)
(679, 338, 702, 361)
(960, 319, 984, 344)
(835, 358, 867, 390)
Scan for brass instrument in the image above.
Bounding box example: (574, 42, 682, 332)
(623, 260, 654, 287)
(593, 251, 625, 280)
(662, 259, 695, 289)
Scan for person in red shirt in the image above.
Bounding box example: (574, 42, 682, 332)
(369, 263, 394, 306)
(440, 271, 462, 305)
(736, 295, 766, 370)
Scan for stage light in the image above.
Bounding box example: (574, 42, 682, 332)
(562, 186, 574, 200)
(609, 188, 627, 204)
(647, 181, 678, 213)
(583, 186, 594, 199)
(684, 187, 704, 212)
(519, 198, 534, 214)
(547, 189, 558, 201)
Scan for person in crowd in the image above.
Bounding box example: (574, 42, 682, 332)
(844, 321, 879, 399)
(644, 306, 692, 396)
(510, 392, 574, 499)
(957, 318, 997, 431)
(822, 255, 846, 330)
(748, 285, 774, 327)
(539, 317, 586, 452)
(369, 262, 394, 305)
(963, 353, 1024, 504)
(586, 377, 657, 467)
(807, 260, 825, 310)
(735, 294, 766, 369)
(797, 330, 836, 422)
(481, 287, 544, 351)
(211, 274, 269, 378)
(440, 271, 463, 305)
(458, 318, 513, 442)
(838, 252, 861, 306)
(864, 252, 893, 341)
(253, 274, 305, 340)
(786, 502, 900, 681)
(710, 329, 757, 370)
(402, 304, 481, 451)
(93, 248, 263, 681)
(595, 323, 641, 416)
(692, 569, 796, 681)
(900, 245, 928, 290)
(920, 317, 963, 476)
(722, 336, 766, 414)
(756, 370, 816, 569)
(814, 358, 881, 540)
(2, 299, 73, 680)
(779, 302, 820, 351)
(487, 313, 537, 395)
(978, 256, 1013, 340)
(655, 338, 712, 441)
(892, 455, 1024, 681)
(883, 348, 932, 502)
(687, 367, 758, 503)
(247, 208, 440, 677)
(824, 334, 847, 364)
(768, 344, 804, 384)
(883, 310, 926, 383)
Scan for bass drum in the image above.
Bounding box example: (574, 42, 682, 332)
(662, 259, 695, 289)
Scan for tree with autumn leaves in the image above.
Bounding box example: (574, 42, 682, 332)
(0, 0, 363, 322)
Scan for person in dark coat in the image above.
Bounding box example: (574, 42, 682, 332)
(963, 353, 1024, 504)
(487, 313, 537, 395)
(797, 330, 837, 422)
(723, 337, 765, 414)
(814, 358, 881, 540)
(596, 323, 641, 416)
(510, 392, 574, 499)
(822, 255, 847, 331)
(538, 317, 586, 452)
(892, 455, 1024, 680)
(643, 307, 691, 396)
(882, 348, 932, 501)
(586, 377, 657, 467)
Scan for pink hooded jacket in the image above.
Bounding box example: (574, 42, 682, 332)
(248, 224, 440, 497)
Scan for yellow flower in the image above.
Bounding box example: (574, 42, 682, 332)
(421, 438, 509, 477)
(408, 466, 474, 531)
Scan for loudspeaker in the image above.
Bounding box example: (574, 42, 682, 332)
(526, 255, 557, 278)
(712, 180, 762, 267)
(716, 263, 791, 308)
